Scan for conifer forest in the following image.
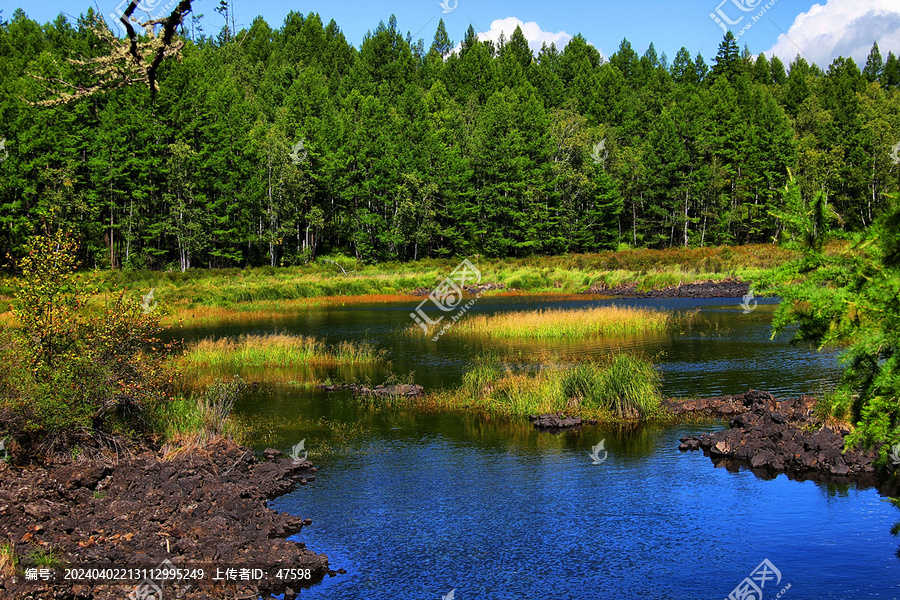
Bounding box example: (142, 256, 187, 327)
(0, 7, 899, 269)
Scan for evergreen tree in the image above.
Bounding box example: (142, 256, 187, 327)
(863, 42, 883, 82)
(882, 52, 900, 90)
(430, 19, 452, 56)
(711, 31, 741, 83)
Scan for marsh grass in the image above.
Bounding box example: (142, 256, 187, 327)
(157, 378, 250, 454)
(561, 354, 662, 419)
(177, 334, 385, 382)
(164, 294, 416, 326)
(413, 305, 693, 339)
(0, 244, 808, 328)
(419, 353, 663, 421)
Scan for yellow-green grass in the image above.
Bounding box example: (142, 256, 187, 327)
(0, 243, 814, 328)
(412, 305, 693, 339)
(386, 353, 664, 422)
(176, 334, 385, 384)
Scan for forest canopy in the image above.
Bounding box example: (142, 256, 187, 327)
(0, 7, 899, 269)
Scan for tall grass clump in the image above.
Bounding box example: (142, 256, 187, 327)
(562, 354, 662, 419)
(415, 306, 690, 339)
(0, 540, 18, 576)
(157, 378, 249, 451)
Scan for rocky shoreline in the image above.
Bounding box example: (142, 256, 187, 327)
(668, 390, 896, 487)
(587, 278, 751, 299)
(0, 439, 335, 599)
(408, 278, 753, 299)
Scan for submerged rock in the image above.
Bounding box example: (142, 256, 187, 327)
(529, 413, 583, 430)
(321, 382, 424, 397)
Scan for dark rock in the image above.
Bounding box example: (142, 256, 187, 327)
(585, 278, 750, 299)
(678, 436, 701, 451)
(529, 414, 583, 430)
(321, 382, 425, 397)
(662, 395, 745, 418)
(678, 390, 885, 483)
(262, 448, 282, 460)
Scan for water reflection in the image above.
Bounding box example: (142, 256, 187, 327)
(165, 295, 900, 597)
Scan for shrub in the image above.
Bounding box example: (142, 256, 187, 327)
(0, 231, 175, 455)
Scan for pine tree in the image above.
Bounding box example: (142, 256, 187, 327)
(881, 52, 900, 90)
(711, 31, 741, 83)
(430, 19, 452, 56)
(863, 41, 883, 83)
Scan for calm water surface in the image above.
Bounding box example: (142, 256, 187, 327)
(175, 296, 900, 599)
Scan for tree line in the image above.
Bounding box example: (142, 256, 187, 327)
(1, 6, 899, 269)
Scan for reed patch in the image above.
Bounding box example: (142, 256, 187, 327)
(409, 305, 693, 339)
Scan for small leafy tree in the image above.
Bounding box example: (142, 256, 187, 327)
(763, 194, 900, 464)
(770, 171, 842, 249)
(1, 231, 175, 454)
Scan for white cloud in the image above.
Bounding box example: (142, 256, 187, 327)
(765, 0, 900, 69)
(452, 17, 577, 57)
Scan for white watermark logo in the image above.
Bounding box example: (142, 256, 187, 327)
(290, 139, 307, 165)
(140, 288, 158, 314)
(739, 290, 757, 314)
(890, 141, 900, 166)
(710, 0, 779, 40)
(889, 443, 900, 466)
(590, 138, 608, 165)
(726, 558, 790, 600)
(109, 0, 178, 36)
(127, 559, 192, 600)
(290, 439, 308, 464)
(438, 0, 458, 13)
(0, 138, 8, 164)
(441, 590, 455, 600)
(588, 439, 607, 465)
(411, 258, 482, 341)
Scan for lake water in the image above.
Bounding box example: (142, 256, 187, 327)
(175, 295, 900, 599)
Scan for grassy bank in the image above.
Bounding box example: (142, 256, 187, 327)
(0, 244, 802, 327)
(383, 353, 664, 422)
(414, 305, 694, 339)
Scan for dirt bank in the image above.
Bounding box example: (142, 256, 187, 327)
(0, 439, 333, 599)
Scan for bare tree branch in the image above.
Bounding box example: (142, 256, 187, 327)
(27, 1, 193, 106)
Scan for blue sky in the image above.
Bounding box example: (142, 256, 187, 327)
(3, 0, 899, 68)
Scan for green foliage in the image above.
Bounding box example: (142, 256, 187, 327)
(764, 194, 900, 464)
(770, 171, 841, 249)
(1, 14, 897, 265)
(0, 232, 174, 454)
(26, 545, 62, 568)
